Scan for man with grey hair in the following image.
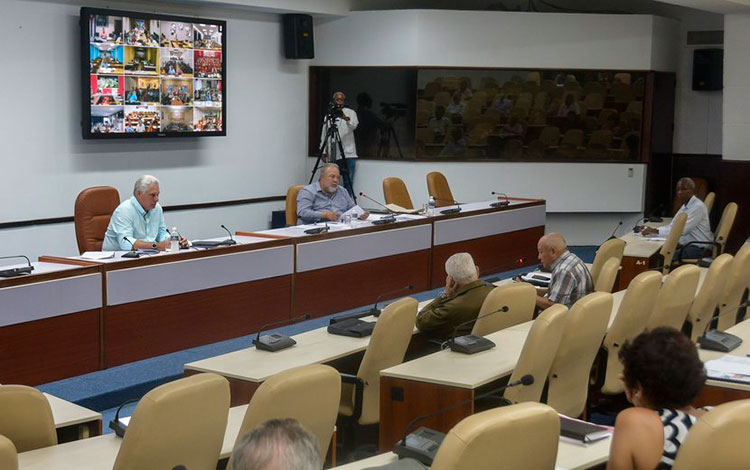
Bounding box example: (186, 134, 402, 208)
(640, 177, 713, 259)
(532, 232, 592, 309)
(231, 418, 321, 470)
(103, 175, 186, 251)
(416, 252, 494, 341)
(296, 163, 368, 224)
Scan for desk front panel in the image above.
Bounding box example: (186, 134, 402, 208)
(104, 246, 294, 366)
(294, 225, 432, 317)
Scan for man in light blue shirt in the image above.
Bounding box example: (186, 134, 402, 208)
(641, 177, 713, 258)
(103, 175, 185, 251)
(296, 163, 368, 224)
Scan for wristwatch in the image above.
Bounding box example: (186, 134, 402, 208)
(151, 242, 158, 250)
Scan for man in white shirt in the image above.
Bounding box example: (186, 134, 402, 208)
(321, 91, 358, 196)
(640, 177, 713, 259)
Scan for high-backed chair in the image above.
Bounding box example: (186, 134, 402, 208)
(113, 373, 230, 470)
(679, 202, 738, 264)
(340, 297, 417, 427)
(600, 271, 662, 395)
(74, 186, 120, 254)
(426, 171, 455, 207)
(0, 435, 17, 470)
(594, 257, 620, 293)
(503, 304, 567, 404)
(228, 365, 341, 469)
(660, 212, 687, 274)
(547, 292, 612, 418)
(646, 264, 700, 331)
(685, 254, 733, 342)
(0, 385, 57, 453)
(285, 184, 304, 226)
(430, 403, 560, 470)
(703, 191, 715, 215)
(589, 238, 626, 285)
(471, 283, 536, 337)
(382, 177, 414, 210)
(718, 244, 750, 331)
(672, 399, 750, 470)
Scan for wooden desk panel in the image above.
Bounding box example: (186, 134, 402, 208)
(104, 275, 292, 366)
(0, 309, 100, 385)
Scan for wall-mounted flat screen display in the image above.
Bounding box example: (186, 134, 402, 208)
(81, 7, 226, 139)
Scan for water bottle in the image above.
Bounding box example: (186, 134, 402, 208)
(428, 196, 435, 216)
(170, 227, 179, 252)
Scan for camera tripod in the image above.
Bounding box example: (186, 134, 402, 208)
(309, 109, 356, 202)
(377, 115, 404, 159)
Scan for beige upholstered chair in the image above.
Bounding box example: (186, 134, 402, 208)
(680, 202, 738, 264)
(228, 365, 341, 469)
(340, 297, 417, 426)
(685, 254, 734, 341)
(426, 171, 455, 208)
(646, 264, 700, 331)
(0, 385, 57, 452)
(471, 283, 536, 337)
(285, 184, 304, 226)
(503, 304, 567, 404)
(547, 292, 612, 418)
(382, 177, 414, 210)
(589, 238, 626, 285)
(431, 402, 560, 470)
(718, 244, 750, 331)
(661, 212, 687, 274)
(113, 373, 230, 470)
(600, 271, 662, 395)
(594, 257, 620, 293)
(0, 435, 17, 470)
(74, 185, 121, 254)
(703, 191, 715, 215)
(672, 399, 750, 470)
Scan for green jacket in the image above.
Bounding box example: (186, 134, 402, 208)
(416, 280, 495, 341)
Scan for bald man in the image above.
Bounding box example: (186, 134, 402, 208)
(533, 233, 593, 309)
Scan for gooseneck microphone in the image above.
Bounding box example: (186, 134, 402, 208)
(393, 374, 534, 465)
(490, 191, 510, 207)
(445, 305, 509, 354)
(697, 300, 750, 352)
(359, 192, 397, 224)
(607, 221, 623, 240)
(220, 225, 237, 245)
(253, 314, 311, 352)
(370, 284, 415, 317)
(121, 237, 141, 258)
(0, 255, 34, 277)
(304, 220, 329, 235)
(432, 197, 463, 214)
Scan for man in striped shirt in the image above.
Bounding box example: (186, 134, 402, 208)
(534, 233, 593, 309)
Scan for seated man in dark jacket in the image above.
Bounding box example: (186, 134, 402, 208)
(416, 252, 495, 342)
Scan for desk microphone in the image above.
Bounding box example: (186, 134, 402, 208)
(304, 221, 329, 235)
(490, 191, 510, 208)
(0, 255, 34, 277)
(253, 314, 311, 352)
(359, 192, 397, 225)
(445, 305, 509, 354)
(432, 198, 463, 214)
(697, 300, 749, 353)
(359, 192, 397, 215)
(367, 284, 415, 318)
(220, 224, 237, 245)
(607, 221, 623, 240)
(121, 237, 140, 258)
(393, 374, 534, 465)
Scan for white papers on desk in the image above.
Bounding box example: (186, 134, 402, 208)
(705, 355, 750, 383)
(385, 203, 421, 214)
(637, 233, 667, 242)
(340, 205, 366, 221)
(80, 251, 115, 260)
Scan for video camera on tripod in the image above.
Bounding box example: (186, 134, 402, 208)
(326, 99, 345, 120)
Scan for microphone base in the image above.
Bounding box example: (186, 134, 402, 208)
(393, 427, 446, 466)
(327, 318, 375, 338)
(121, 251, 140, 258)
(0, 265, 34, 277)
(449, 335, 496, 354)
(304, 227, 329, 234)
(372, 217, 396, 225)
(222, 239, 237, 245)
(253, 334, 297, 352)
(489, 201, 509, 208)
(698, 330, 742, 352)
(439, 208, 462, 215)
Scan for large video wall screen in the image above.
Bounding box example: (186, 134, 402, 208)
(81, 7, 226, 139)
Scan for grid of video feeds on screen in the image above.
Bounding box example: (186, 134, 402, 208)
(85, 10, 224, 137)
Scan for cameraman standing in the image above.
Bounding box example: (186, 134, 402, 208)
(321, 91, 358, 196)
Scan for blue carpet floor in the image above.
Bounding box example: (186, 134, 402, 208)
(38, 246, 597, 433)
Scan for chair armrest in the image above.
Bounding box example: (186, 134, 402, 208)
(677, 241, 719, 263)
(340, 373, 365, 422)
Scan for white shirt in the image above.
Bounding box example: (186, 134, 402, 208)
(658, 195, 713, 245)
(321, 107, 359, 160)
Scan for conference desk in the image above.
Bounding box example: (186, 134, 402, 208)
(695, 318, 750, 407)
(46, 393, 102, 441)
(0, 262, 102, 385)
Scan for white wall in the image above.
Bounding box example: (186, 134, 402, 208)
(0, 0, 309, 260)
(722, 14, 750, 161)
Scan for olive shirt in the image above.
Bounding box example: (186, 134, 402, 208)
(416, 280, 496, 341)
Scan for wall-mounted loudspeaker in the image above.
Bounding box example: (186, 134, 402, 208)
(692, 48, 723, 91)
(283, 14, 314, 59)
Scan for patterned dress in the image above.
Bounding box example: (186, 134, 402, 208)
(657, 408, 697, 469)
